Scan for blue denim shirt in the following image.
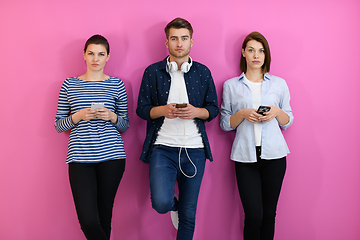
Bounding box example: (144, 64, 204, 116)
(220, 73, 294, 162)
(137, 57, 219, 163)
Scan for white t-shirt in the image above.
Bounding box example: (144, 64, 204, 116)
(155, 67, 203, 148)
(244, 75, 262, 146)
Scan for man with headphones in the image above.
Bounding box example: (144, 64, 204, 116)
(136, 18, 218, 240)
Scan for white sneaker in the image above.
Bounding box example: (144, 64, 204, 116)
(171, 194, 179, 229)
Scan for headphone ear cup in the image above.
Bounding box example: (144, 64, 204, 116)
(168, 61, 178, 72)
(181, 62, 191, 73)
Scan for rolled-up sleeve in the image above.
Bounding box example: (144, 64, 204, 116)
(136, 67, 155, 122)
(202, 69, 219, 122)
(220, 81, 235, 131)
(279, 81, 294, 130)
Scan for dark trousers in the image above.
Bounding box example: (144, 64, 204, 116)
(235, 147, 286, 240)
(69, 159, 125, 240)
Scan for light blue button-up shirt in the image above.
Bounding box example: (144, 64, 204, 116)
(220, 73, 294, 162)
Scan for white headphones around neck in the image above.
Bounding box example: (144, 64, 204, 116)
(167, 56, 193, 73)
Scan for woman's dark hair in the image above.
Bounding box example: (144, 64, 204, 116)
(165, 18, 193, 38)
(240, 31, 271, 74)
(84, 34, 110, 55)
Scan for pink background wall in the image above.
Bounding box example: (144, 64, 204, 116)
(1, 0, 359, 239)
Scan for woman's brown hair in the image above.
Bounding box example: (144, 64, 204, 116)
(240, 31, 271, 73)
(84, 34, 110, 55)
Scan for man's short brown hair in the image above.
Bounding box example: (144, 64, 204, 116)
(165, 18, 193, 38)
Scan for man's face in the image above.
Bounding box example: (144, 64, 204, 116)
(165, 28, 193, 61)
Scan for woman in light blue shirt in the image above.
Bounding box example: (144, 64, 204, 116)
(220, 32, 293, 240)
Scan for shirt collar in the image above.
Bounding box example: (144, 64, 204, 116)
(238, 72, 245, 81)
(238, 72, 271, 81)
(159, 57, 168, 71)
(264, 73, 271, 80)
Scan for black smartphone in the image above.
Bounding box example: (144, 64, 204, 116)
(175, 103, 187, 108)
(257, 106, 271, 115)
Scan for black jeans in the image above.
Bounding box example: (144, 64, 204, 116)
(235, 147, 286, 240)
(69, 159, 125, 240)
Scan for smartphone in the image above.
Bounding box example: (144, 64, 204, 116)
(175, 103, 187, 108)
(257, 106, 271, 115)
(91, 102, 104, 110)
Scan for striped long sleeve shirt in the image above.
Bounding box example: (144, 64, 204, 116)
(55, 77, 129, 163)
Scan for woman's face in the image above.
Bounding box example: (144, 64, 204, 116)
(242, 40, 265, 71)
(83, 44, 110, 72)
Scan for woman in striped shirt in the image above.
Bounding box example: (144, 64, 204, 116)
(55, 34, 129, 240)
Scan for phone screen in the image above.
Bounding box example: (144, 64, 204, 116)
(91, 102, 104, 110)
(257, 106, 271, 115)
(175, 103, 187, 108)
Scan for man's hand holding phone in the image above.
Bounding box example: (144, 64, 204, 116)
(174, 103, 197, 119)
(175, 103, 187, 108)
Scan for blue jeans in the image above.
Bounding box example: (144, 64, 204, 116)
(149, 145, 206, 240)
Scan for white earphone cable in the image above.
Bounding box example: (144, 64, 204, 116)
(178, 119, 197, 178)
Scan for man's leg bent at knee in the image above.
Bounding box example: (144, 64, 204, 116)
(149, 146, 178, 214)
